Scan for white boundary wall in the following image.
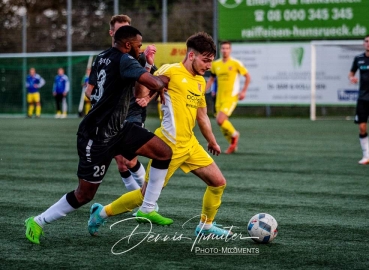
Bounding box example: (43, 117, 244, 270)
(231, 41, 363, 114)
(310, 40, 363, 120)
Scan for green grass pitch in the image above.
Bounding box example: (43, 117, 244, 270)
(0, 116, 368, 269)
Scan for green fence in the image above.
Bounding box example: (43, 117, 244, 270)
(0, 53, 97, 115)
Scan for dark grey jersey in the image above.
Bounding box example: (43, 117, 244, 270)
(78, 47, 146, 141)
(350, 53, 369, 101)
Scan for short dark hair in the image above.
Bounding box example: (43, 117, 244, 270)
(110, 15, 131, 30)
(220, 40, 232, 46)
(114, 25, 142, 45)
(186, 32, 216, 57)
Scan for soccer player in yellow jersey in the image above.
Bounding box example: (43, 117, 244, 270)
(88, 32, 233, 238)
(206, 41, 251, 154)
(143, 33, 232, 237)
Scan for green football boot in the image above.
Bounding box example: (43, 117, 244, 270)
(136, 210, 173, 226)
(25, 217, 44, 244)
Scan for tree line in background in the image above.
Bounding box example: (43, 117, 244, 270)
(0, 0, 213, 53)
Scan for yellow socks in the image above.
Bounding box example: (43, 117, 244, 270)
(220, 120, 236, 143)
(105, 189, 143, 216)
(35, 105, 41, 117)
(201, 185, 226, 224)
(28, 104, 34, 117)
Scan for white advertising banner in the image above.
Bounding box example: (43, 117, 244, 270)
(232, 42, 361, 105)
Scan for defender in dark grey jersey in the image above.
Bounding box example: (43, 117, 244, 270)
(24, 26, 172, 245)
(87, 15, 157, 195)
(349, 35, 369, 165)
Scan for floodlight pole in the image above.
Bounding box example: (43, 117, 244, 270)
(162, 0, 167, 43)
(310, 42, 316, 121)
(22, 12, 27, 115)
(114, 0, 119, 14)
(213, 0, 218, 49)
(67, 0, 72, 113)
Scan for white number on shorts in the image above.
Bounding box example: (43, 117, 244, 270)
(93, 165, 106, 177)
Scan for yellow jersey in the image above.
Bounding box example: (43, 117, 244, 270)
(154, 62, 207, 145)
(210, 57, 248, 100)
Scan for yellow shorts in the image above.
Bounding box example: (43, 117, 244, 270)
(215, 97, 238, 117)
(145, 128, 213, 186)
(27, 92, 40, 103)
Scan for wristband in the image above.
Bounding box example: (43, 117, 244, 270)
(145, 62, 152, 69)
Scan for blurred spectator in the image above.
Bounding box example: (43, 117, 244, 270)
(26, 67, 45, 118)
(52, 68, 69, 118)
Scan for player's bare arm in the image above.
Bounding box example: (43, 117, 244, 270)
(135, 44, 161, 107)
(85, 83, 94, 99)
(348, 71, 358, 84)
(135, 74, 169, 106)
(144, 44, 156, 66)
(197, 107, 221, 156)
(136, 92, 159, 107)
(136, 72, 164, 93)
(239, 72, 251, 100)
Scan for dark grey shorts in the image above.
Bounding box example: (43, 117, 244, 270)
(77, 121, 154, 182)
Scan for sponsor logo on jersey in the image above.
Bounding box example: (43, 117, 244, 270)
(98, 58, 111, 66)
(186, 90, 201, 108)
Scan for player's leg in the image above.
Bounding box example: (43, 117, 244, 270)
(192, 162, 226, 222)
(126, 135, 172, 224)
(216, 111, 232, 143)
(358, 122, 369, 164)
(35, 92, 41, 118)
(126, 157, 145, 187)
(191, 163, 232, 237)
(26, 136, 112, 244)
(89, 125, 173, 233)
(29, 179, 100, 228)
(61, 96, 68, 118)
(115, 155, 140, 191)
(182, 142, 231, 237)
(216, 100, 239, 154)
(134, 149, 183, 223)
(355, 100, 369, 164)
(55, 94, 62, 118)
(27, 93, 34, 118)
(93, 136, 172, 227)
(115, 155, 159, 215)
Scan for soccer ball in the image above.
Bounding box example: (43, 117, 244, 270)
(247, 213, 278, 243)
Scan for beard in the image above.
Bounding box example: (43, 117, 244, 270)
(128, 47, 139, 59)
(191, 61, 204, 76)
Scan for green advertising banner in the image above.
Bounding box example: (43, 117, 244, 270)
(218, 0, 368, 41)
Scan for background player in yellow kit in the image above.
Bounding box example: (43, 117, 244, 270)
(81, 68, 91, 116)
(206, 41, 251, 154)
